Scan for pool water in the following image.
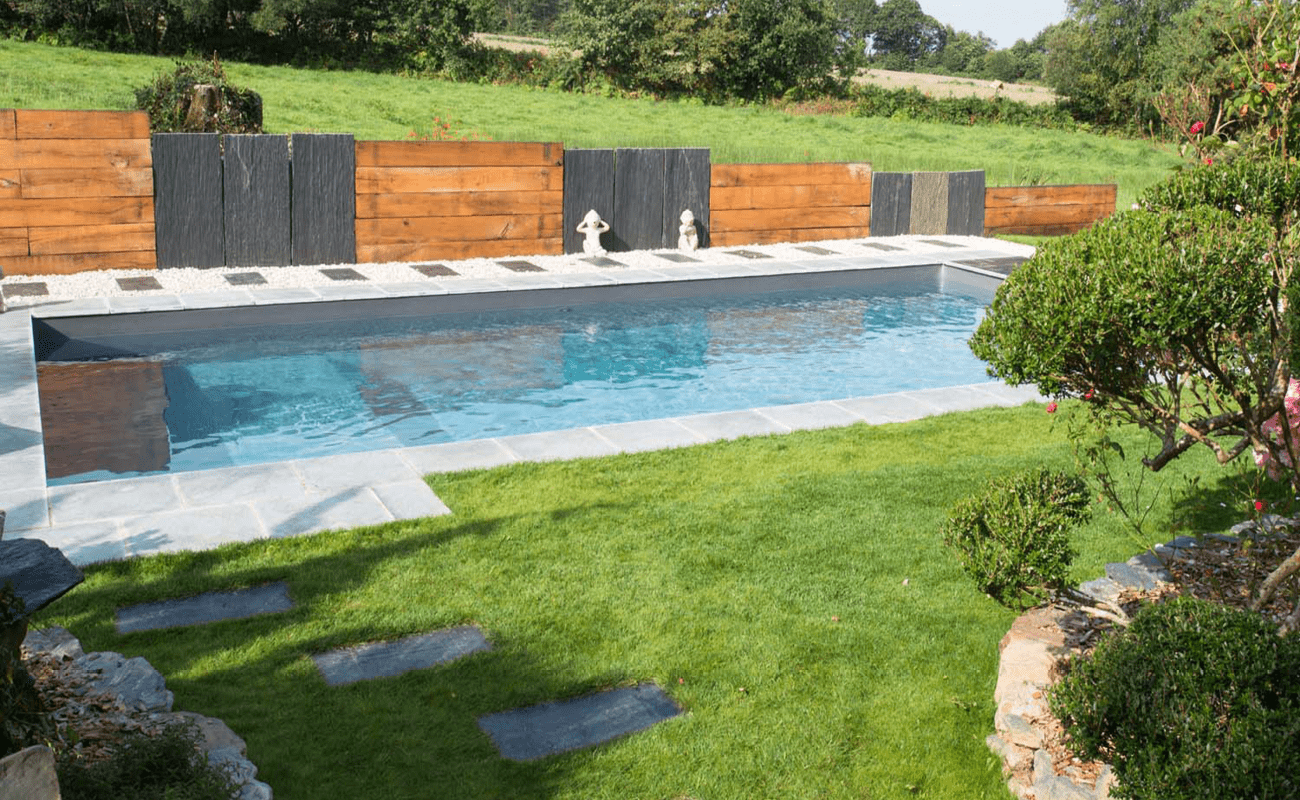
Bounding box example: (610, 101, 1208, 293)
(38, 281, 995, 484)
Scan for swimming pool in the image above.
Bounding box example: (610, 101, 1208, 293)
(35, 265, 1000, 485)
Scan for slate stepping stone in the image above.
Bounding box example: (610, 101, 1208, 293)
(0, 538, 83, 615)
(312, 626, 490, 687)
(411, 263, 458, 278)
(581, 256, 625, 267)
(116, 276, 163, 291)
(795, 246, 838, 255)
(918, 239, 963, 248)
(320, 268, 367, 281)
(2, 282, 49, 297)
(478, 683, 681, 761)
(498, 260, 545, 273)
(224, 271, 267, 286)
(725, 249, 772, 259)
(860, 241, 903, 251)
(115, 582, 294, 634)
(653, 252, 699, 263)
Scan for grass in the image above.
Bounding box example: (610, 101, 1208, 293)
(0, 39, 1182, 207)
(35, 403, 1243, 800)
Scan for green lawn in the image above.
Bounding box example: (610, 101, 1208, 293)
(0, 40, 1182, 207)
(35, 403, 1240, 800)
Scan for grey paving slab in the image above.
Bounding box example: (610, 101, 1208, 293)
(174, 463, 306, 507)
(3, 282, 49, 297)
(499, 274, 565, 290)
(547, 272, 618, 288)
(224, 271, 267, 286)
(3, 450, 46, 492)
(374, 282, 450, 297)
(35, 298, 111, 316)
(599, 268, 678, 283)
(860, 241, 904, 251)
(590, 418, 706, 453)
(582, 256, 626, 267)
(497, 260, 544, 273)
(48, 475, 182, 526)
(410, 263, 458, 278)
(498, 429, 621, 462)
(115, 581, 294, 634)
(249, 288, 322, 305)
(653, 252, 699, 263)
(675, 409, 792, 442)
(313, 627, 490, 686)
(106, 295, 185, 313)
(0, 487, 50, 531)
(122, 505, 265, 557)
(398, 440, 519, 474)
(724, 249, 772, 259)
(310, 283, 388, 301)
(754, 401, 865, 432)
(906, 383, 1027, 415)
(320, 267, 367, 281)
(796, 245, 839, 255)
(965, 382, 1043, 405)
(254, 487, 394, 538)
(695, 262, 772, 279)
(12, 520, 128, 565)
(918, 238, 963, 248)
(833, 393, 947, 424)
(116, 276, 164, 292)
(292, 450, 421, 492)
(370, 480, 452, 520)
(178, 290, 258, 309)
(478, 683, 681, 762)
(438, 279, 512, 294)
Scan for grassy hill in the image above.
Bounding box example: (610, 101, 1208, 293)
(0, 39, 1182, 206)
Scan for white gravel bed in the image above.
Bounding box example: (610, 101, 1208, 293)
(0, 235, 1033, 308)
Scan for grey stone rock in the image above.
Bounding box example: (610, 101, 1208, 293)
(1077, 577, 1123, 604)
(22, 625, 84, 660)
(1033, 746, 1055, 784)
(1037, 775, 1098, 800)
(0, 537, 84, 615)
(1103, 561, 1158, 591)
(208, 746, 258, 785)
(240, 780, 275, 800)
(985, 733, 1029, 773)
(996, 711, 1042, 749)
(1096, 764, 1116, 798)
(1207, 532, 1242, 544)
(75, 651, 174, 713)
(1128, 551, 1174, 583)
(172, 710, 247, 755)
(0, 745, 59, 800)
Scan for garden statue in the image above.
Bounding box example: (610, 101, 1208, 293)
(678, 209, 699, 252)
(576, 209, 610, 256)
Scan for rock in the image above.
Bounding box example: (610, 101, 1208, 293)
(0, 745, 58, 800)
(208, 746, 257, 784)
(1128, 552, 1173, 583)
(1076, 577, 1122, 604)
(985, 733, 1031, 773)
(240, 779, 275, 800)
(171, 711, 247, 755)
(995, 711, 1042, 749)
(23, 625, 84, 661)
(0, 538, 84, 615)
(74, 651, 174, 713)
(1104, 561, 1159, 591)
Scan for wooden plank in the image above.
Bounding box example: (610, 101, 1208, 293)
(152, 133, 224, 269)
(0, 110, 14, 139)
(3, 249, 156, 276)
(612, 148, 664, 251)
(664, 148, 710, 249)
(356, 140, 564, 168)
(28, 223, 155, 255)
(712, 226, 871, 246)
(356, 237, 563, 263)
(19, 168, 153, 198)
(869, 172, 911, 236)
(358, 190, 563, 220)
(985, 221, 1099, 237)
(223, 134, 290, 267)
(711, 183, 872, 211)
(711, 206, 871, 233)
(356, 214, 563, 246)
(0, 170, 18, 199)
(946, 170, 985, 236)
(356, 165, 562, 195)
(0, 197, 153, 227)
(984, 184, 1117, 208)
(292, 133, 356, 265)
(0, 139, 152, 170)
(711, 162, 871, 188)
(15, 110, 150, 140)
(0, 227, 26, 257)
(562, 149, 614, 255)
(984, 202, 1116, 229)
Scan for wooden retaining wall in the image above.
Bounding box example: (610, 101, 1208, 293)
(0, 109, 154, 276)
(354, 141, 564, 263)
(984, 184, 1117, 236)
(710, 163, 872, 246)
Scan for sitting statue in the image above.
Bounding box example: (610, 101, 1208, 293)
(576, 209, 610, 256)
(678, 209, 699, 252)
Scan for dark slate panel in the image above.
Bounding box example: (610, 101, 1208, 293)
(291, 133, 356, 266)
(411, 263, 457, 277)
(726, 250, 772, 259)
(563, 149, 615, 255)
(2, 282, 48, 297)
(153, 133, 224, 269)
(0, 539, 83, 615)
(116, 276, 163, 291)
(909, 172, 949, 235)
(654, 252, 699, 263)
(320, 267, 366, 281)
(115, 582, 294, 634)
(224, 271, 267, 286)
(663, 148, 710, 249)
(946, 170, 986, 236)
(313, 627, 490, 686)
(613, 148, 666, 252)
(497, 260, 544, 273)
(581, 256, 625, 267)
(223, 134, 291, 267)
(796, 246, 839, 255)
(869, 172, 911, 237)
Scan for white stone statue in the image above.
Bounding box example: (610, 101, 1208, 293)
(678, 209, 699, 252)
(576, 209, 610, 256)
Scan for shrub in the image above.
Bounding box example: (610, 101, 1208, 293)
(1, 582, 54, 760)
(941, 468, 1089, 609)
(1050, 597, 1300, 799)
(56, 721, 240, 800)
(1138, 156, 1300, 233)
(134, 56, 263, 135)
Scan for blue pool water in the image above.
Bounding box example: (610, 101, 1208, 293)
(39, 278, 996, 484)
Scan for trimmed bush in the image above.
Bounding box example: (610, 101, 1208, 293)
(56, 721, 240, 800)
(941, 468, 1089, 609)
(1050, 597, 1300, 800)
(1139, 156, 1300, 232)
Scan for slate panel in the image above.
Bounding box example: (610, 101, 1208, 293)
(909, 172, 950, 235)
(946, 170, 985, 236)
(312, 627, 490, 686)
(663, 148, 710, 249)
(869, 172, 911, 237)
(563, 149, 615, 255)
(291, 133, 356, 265)
(115, 582, 294, 633)
(613, 148, 665, 251)
(153, 133, 224, 268)
(223, 135, 290, 267)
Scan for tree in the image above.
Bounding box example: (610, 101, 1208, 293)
(937, 28, 993, 75)
(868, 0, 944, 69)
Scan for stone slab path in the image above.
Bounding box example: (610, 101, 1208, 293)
(311, 626, 490, 686)
(477, 683, 681, 761)
(114, 582, 294, 634)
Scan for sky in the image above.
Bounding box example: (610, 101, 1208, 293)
(920, 1, 1070, 49)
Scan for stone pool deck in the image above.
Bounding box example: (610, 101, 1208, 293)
(0, 236, 1042, 565)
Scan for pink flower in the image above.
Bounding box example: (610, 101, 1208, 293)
(1190, 121, 1205, 135)
(1255, 500, 1266, 512)
(1046, 402, 1058, 414)
(1084, 388, 1095, 401)
(1204, 157, 1214, 166)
